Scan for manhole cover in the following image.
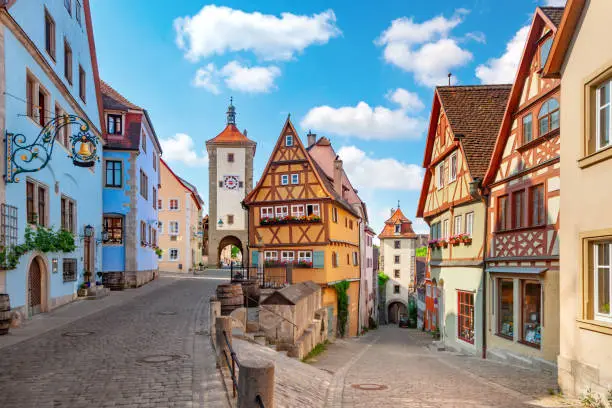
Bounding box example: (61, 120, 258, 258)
(137, 354, 183, 364)
(158, 311, 177, 316)
(351, 384, 388, 391)
(62, 331, 94, 337)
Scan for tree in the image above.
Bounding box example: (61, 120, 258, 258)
(231, 245, 240, 259)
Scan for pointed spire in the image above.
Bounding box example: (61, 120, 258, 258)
(226, 96, 236, 125)
(397, 200, 400, 209)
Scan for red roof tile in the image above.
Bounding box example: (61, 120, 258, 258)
(207, 124, 255, 144)
(378, 207, 416, 239)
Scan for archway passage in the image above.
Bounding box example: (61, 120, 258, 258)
(28, 257, 44, 316)
(217, 235, 244, 268)
(388, 301, 407, 324)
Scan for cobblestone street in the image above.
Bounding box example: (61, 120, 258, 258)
(0, 275, 228, 408)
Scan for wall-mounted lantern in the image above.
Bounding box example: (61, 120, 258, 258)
(52, 258, 58, 274)
(84, 225, 94, 237)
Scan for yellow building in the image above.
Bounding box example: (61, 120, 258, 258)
(158, 159, 204, 273)
(244, 118, 362, 337)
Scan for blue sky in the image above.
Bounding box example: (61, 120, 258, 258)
(90, 0, 564, 237)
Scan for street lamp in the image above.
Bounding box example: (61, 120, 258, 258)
(84, 224, 94, 237)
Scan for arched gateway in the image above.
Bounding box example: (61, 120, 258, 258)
(206, 99, 256, 267)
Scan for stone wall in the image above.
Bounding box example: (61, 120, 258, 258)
(103, 270, 158, 290)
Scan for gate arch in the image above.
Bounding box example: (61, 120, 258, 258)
(217, 235, 244, 267)
(387, 300, 408, 324)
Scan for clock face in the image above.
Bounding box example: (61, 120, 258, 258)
(224, 176, 239, 190)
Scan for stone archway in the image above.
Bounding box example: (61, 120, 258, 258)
(387, 300, 408, 324)
(27, 255, 49, 317)
(217, 235, 244, 268)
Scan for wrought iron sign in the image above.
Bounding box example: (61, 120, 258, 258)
(5, 114, 99, 183)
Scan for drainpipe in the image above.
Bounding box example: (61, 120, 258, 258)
(470, 177, 488, 359)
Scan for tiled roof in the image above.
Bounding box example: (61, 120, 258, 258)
(540, 6, 565, 27)
(100, 80, 140, 111)
(207, 124, 255, 144)
(378, 207, 416, 239)
(436, 85, 511, 179)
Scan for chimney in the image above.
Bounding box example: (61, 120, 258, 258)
(307, 130, 317, 148)
(333, 156, 343, 198)
(390, 208, 394, 217)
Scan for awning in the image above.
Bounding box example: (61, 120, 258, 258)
(486, 266, 548, 275)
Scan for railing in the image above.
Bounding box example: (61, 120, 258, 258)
(230, 264, 288, 289)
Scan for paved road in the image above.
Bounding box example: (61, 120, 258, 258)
(0, 275, 228, 408)
(312, 326, 566, 408)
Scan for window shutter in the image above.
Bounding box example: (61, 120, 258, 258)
(313, 251, 325, 268)
(251, 250, 259, 267)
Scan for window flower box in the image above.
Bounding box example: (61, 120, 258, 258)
(295, 260, 313, 268)
(428, 239, 438, 249)
(461, 234, 472, 245)
(449, 235, 462, 246)
(260, 215, 322, 226)
(437, 239, 448, 248)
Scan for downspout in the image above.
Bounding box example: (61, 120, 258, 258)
(472, 178, 488, 360)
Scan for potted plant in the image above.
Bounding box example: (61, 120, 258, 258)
(449, 235, 461, 246)
(77, 283, 88, 297)
(437, 239, 448, 248)
(155, 247, 163, 257)
(461, 234, 472, 245)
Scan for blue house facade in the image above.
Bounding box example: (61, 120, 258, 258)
(100, 81, 161, 288)
(0, 0, 105, 319)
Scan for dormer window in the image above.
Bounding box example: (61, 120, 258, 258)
(395, 224, 401, 234)
(107, 114, 122, 135)
(540, 38, 553, 69)
(285, 135, 293, 147)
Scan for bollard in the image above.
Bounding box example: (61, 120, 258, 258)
(210, 298, 221, 339)
(238, 358, 274, 408)
(215, 316, 233, 367)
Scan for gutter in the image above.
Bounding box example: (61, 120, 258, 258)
(480, 182, 489, 360)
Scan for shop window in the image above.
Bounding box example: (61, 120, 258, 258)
(457, 291, 474, 344)
(103, 216, 123, 244)
(521, 281, 542, 347)
(497, 280, 514, 339)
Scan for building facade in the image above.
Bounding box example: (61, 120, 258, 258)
(0, 0, 104, 319)
(417, 85, 510, 354)
(378, 207, 417, 324)
(244, 119, 362, 338)
(100, 81, 162, 288)
(482, 7, 563, 368)
(158, 160, 203, 273)
(543, 0, 612, 397)
(362, 225, 377, 329)
(205, 101, 256, 267)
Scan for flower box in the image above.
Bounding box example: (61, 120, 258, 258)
(461, 234, 472, 245)
(449, 235, 462, 246)
(437, 239, 448, 248)
(260, 215, 322, 226)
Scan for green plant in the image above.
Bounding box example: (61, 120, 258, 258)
(378, 272, 390, 288)
(0, 226, 77, 270)
(581, 388, 605, 408)
(155, 247, 163, 257)
(301, 341, 329, 363)
(607, 388, 612, 406)
(333, 280, 350, 338)
(415, 246, 428, 257)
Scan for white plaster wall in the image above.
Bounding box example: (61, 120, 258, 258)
(216, 147, 246, 230)
(382, 237, 416, 305)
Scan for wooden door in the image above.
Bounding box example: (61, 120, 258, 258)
(84, 236, 92, 281)
(28, 260, 42, 316)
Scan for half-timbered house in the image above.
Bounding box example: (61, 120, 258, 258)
(417, 85, 511, 354)
(482, 6, 563, 368)
(244, 118, 362, 337)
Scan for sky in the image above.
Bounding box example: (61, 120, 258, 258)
(90, 0, 566, 238)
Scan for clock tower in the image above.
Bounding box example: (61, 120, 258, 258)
(206, 99, 256, 267)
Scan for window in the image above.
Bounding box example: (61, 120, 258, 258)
(332, 252, 338, 267)
(265, 251, 278, 261)
(298, 251, 312, 263)
(529, 185, 545, 226)
(169, 248, 179, 261)
(352, 252, 359, 266)
(281, 175, 289, 185)
(291, 174, 299, 184)
(306, 204, 320, 217)
(157, 200, 163, 210)
(394, 224, 401, 234)
(152, 153, 157, 171)
(75, 0, 82, 25)
(55, 103, 69, 147)
(62, 258, 77, 282)
(281, 251, 294, 263)
(44, 10, 55, 60)
(394, 269, 400, 278)
(78, 65, 86, 102)
(64, 0, 72, 14)
(291, 205, 304, 217)
(346, 253, 350, 265)
(596, 80, 611, 151)
(227, 215, 234, 225)
(513, 191, 524, 229)
(449, 153, 457, 183)
(141, 131, 146, 152)
(227, 153, 234, 162)
(158, 221, 163, 234)
(169, 199, 179, 210)
(497, 279, 514, 339)
(64, 39, 72, 84)
(394, 255, 400, 264)
(169, 221, 179, 236)
(26, 181, 35, 224)
(522, 114, 533, 144)
(26, 75, 35, 120)
(436, 162, 444, 189)
(538, 98, 560, 136)
(103, 216, 123, 244)
(394, 285, 400, 294)
(465, 212, 474, 237)
(60, 196, 76, 233)
(540, 38, 552, 68)
(394, 240, 401, 249)
(105, 160, 122, 187)
(107, 114, 122, 135)
(498, 195, 509, 231)
(349, 220, 353, 230)
(140, 221, 147, 246)
(442, 219, 449, 238)
(37, 86, 49, 126)
(275, 206, 288, 218)
(454, 215, 462, 235)
(152, 188, 157, 210)
(285, 135, 293, 146)
(457, 291, 474, 344)
(139, 170, 148, 200)
(260, 207, 273, 219)
(594, 242, 611, 322)
(521, 281, 542, 347)
(332, 207, 338, 223)
(37, 185, 47, 226)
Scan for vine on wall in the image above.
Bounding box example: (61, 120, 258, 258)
(333, 280, 350, 338)
(0, 226, 77, 270)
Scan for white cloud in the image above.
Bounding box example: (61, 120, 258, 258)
(385, 88, 424, 112)
(160, 133, 209, 167)
(475, 26, 529, 84)
(543, 0, 566, 5)
(220, 61, 281, 93)
(465, 32, 486, 44)
(193, 63, 221, 94)
(174, 5, 341, 62)
(411, 218, 430, 234)
(376, 11, 473, 86)
(337, 146, 423, 190)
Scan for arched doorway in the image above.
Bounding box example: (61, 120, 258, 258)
(217, 235, 244, 268)
(28, 256, 48, 316)
(388, 301, 407, 324)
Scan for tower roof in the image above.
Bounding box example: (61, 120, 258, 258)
(378, 207, 416, 239)
(206, 98, 256, 145)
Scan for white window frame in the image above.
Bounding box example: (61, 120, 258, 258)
(437, 162, 444, 190)
(594, 242, 612, 323)
(596, 80, 611, 152)
(291, 204, 305, 217)
(306, 204, 320, 216)
(281, 175, 289, 185)
(454, 215, 462, 235)
(449, 153, 458, 183)
(264, 251, 278, 260)
(281, 251, 294, 263)
(394, 224, 401, 234)
(285, 135, 293, 146)
(465, 212, 474, 236)
(275, 206, 288, 218)
(298, 251, 312, 263)
(169, 221, 179, 236)
(443, 219, 449, 238)
(169, 198, 179, 211)
(291, 174, 299, 184)
(158, 221, 163, 234)
(260, 207, 274, 219)
(169, 248, 179, 261)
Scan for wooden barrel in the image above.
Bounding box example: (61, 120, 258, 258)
(241, 280, 260, 307)
(0, 294, 12, 335)
(217, 284, 244, 316)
